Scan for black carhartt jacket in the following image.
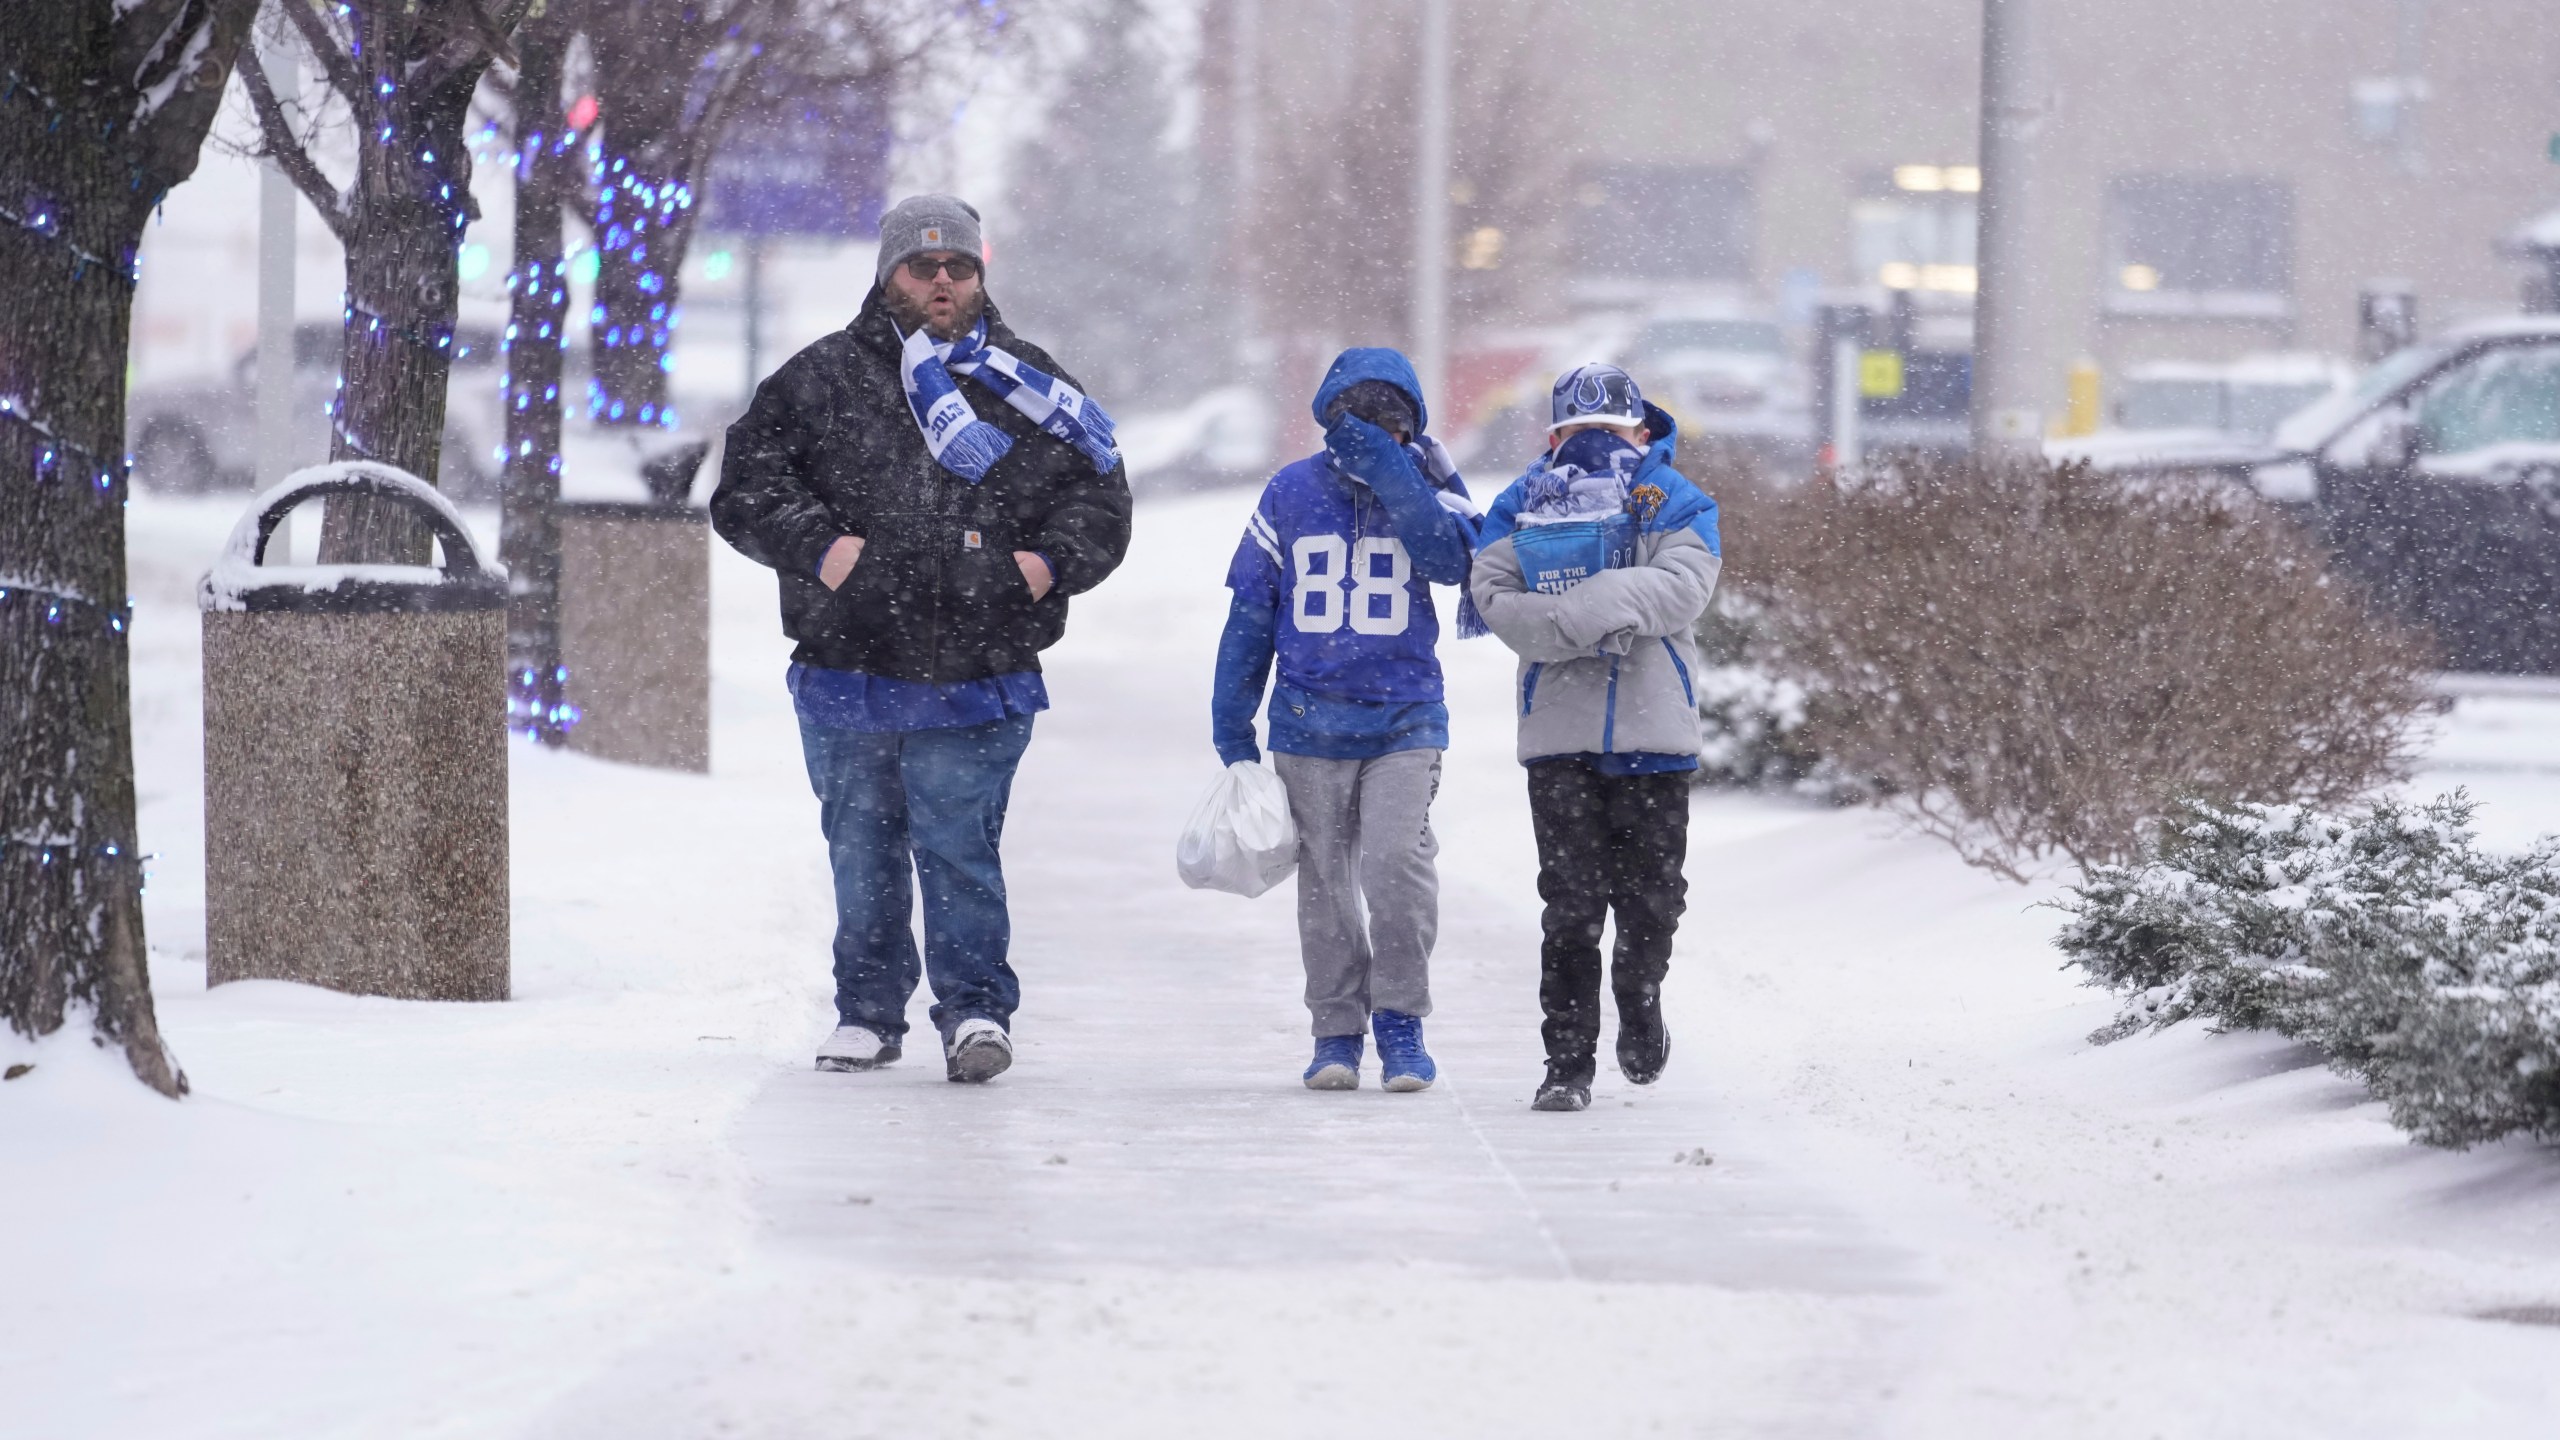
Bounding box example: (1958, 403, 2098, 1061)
(710, 288, 1133, 682)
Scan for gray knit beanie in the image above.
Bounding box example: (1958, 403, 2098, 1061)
(875, 194, 985, 284)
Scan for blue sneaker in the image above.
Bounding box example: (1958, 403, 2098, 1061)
(1372, 1010, 1437, 1092)
(1304, 1034, 1363, 1090)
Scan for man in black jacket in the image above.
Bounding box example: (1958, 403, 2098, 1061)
(711, 194, 1132, 1083)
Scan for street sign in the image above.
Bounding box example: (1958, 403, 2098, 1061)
(700, 84, 890, 239)
(1858, 349, 1905, 399)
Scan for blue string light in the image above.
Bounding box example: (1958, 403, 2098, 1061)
(0, 580, 133, 635)
(507, 665, 583, 736)
(0, 834, 153, 881)
(1, 396, 128, 507)
(585, 151, 693, 431)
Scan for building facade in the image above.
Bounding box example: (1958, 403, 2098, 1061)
(1217, 0, 2560, 419)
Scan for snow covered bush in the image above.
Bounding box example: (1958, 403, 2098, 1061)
(1690, 589, 1867, 800)
(2059, 793, 2560, 1148)
(1735, 456, 2430, 877)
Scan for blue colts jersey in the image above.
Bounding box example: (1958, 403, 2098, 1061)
(1226, 455, 1467, 705)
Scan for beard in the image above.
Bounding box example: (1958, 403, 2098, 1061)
(883, 284, 987, 342)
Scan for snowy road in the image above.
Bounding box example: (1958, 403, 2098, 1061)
(9, 489, 2560, 1438)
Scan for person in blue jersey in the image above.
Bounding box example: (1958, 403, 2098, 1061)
(1212, 348, 1480, 1092)
(1468, 364, 1721, 1113)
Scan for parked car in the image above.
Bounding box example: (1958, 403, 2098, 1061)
(2049, 352, 2348, 473)
(2117, 352, 2351, 439)
(2070, 317, 2560, 673)
(1623, 308, 1811, 445)
(128, 322, 510, 499)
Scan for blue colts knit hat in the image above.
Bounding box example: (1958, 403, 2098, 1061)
(876, 194, 984, 284)
(1548, 362, 1646, 432)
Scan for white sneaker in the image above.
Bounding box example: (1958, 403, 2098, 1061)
(816, 1025, 900, 1072)
(944, 1018, 1013, 1084)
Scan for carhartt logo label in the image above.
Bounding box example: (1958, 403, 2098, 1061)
(921, 227, 944, 245)
(963, 530, 982, 550)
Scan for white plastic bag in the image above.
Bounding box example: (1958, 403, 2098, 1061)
(1176, 761, 1299, 897)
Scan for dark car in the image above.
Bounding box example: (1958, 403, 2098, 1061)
(2068, 317, 2560, 673)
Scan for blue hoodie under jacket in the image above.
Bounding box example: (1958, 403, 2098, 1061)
(1212, 348, 1478, 766)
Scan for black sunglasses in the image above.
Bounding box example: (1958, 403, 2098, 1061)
(903, 254, 981, 281)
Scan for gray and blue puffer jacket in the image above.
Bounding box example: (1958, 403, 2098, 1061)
(1468, 403, 1723, 765)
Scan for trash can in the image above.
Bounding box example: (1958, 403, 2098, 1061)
(199, 462, 510, 1001)
(555, 499, 710, 772)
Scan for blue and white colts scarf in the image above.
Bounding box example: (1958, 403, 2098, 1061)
(1519, 429, 1644, 523)
(898, 317, 1120, 483)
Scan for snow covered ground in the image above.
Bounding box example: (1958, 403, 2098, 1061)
(8, 487, 2560, 1438)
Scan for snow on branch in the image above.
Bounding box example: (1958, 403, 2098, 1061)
(114, 0, 246, 124)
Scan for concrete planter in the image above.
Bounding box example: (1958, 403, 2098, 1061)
(556, 500, 710, 772)
(199, 463, 509, 1001)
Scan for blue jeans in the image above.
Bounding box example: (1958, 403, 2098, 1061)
(798, 712, 1036, 1040)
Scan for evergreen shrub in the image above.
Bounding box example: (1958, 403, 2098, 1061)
(2059, 793, 2560, 1148)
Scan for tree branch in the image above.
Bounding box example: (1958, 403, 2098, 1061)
(457, 0, 524, 70)
(277, 0, 368, 103)
(115, 0, 209, 99)
(117, 0, 262, 193)
(237, 46, 353, 241)
(412, 0, 544, 92)
(674, 5, 787, 176)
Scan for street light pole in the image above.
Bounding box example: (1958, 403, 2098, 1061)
(1411, 0, 1451, 412)
(254, 24, 301, 499)
(1232, 0, 1263, 382)
(1970, 0, 2045, 455)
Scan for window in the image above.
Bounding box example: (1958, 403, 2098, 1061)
(2413, 344, 2560, 461)
(1572, 165, 1753, 282)
(2104, 175, 2293, 318)
(1853, 167, 1978, 294)
(2116, 377, 2224, 432)
(2115, 373, 2336, 439)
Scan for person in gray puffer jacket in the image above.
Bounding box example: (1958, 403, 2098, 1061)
(1467, 363, 1722, 1113)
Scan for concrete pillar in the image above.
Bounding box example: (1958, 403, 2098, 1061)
(556, 502, 711, 772)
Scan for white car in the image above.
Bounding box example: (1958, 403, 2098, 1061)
(1622, 311, 1810, 444)
(127, 322, 511, 499)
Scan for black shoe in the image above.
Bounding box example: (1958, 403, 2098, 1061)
(1532, 1057, 1592, 1112)
(1532, 1077, 1591, 1112)
(1616, 996, 1670, 1086)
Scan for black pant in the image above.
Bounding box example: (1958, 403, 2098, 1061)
(1525, 759, 1691, 1080)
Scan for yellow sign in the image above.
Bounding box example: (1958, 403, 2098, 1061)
(1858, 350, 1905, 399)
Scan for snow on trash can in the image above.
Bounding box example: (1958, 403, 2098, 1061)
(199, 462, 510, 1001)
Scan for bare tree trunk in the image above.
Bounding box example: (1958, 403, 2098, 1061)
(239, 2, 532, 564)
(585, 147, 699, 429)
(318, 14, 502, 563)
(0, 0, 262, 1097)
(503, 16, 575, 741)
(582, 6, 749, 435)
(325, 192, 472, 561)
(574, 2, 996, 434)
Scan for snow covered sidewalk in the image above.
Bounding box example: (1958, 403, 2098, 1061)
(7, 489, 2560, 1438)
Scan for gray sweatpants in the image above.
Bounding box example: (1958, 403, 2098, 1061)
(1272, 749, 1442, 1037)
